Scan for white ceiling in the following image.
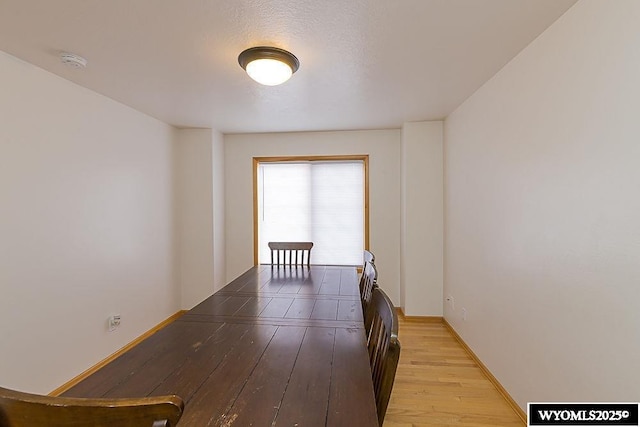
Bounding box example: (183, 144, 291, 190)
(0, 0, 576, 133)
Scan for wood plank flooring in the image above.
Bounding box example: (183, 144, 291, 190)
(384, 318, 524, 427)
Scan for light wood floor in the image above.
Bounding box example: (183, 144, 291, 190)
(383, 318, 525, 427)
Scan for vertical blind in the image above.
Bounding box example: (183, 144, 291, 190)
(258, 160, 364, 265)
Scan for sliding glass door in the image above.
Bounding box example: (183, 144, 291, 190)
(254, 156, 368, 265)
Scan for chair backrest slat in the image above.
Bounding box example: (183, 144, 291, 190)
(0, 386, 184, 427)
(360, 261, 377, 334)
(268, 242, 313, 267)
(366, 288, 401, 426)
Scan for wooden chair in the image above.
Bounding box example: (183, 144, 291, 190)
(363, 249, 375, 264)
(0, 386, 183, 427)
(362, 249, 378, 283)
(359, 260, 377, 333)
(268, 242, 313, 266)
(366, 288, 401, 426)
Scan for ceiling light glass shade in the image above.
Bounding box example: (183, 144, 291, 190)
(238, 46, 300, 86)
(246, 58, 292, 86)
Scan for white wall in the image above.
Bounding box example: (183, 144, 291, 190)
(401, 122, 443, 316)
(224, 130, 402, 303)
(175, 129, 219, 309)
(175, 128, 226, 307)
(212, 131, 226, 292)
(0, 52, 181, 393)
(444, 0, 640, 408)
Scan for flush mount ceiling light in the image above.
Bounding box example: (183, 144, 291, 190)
(238, 46, 300, 86)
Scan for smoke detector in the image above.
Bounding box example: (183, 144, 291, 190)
(60, 52, 87, 69)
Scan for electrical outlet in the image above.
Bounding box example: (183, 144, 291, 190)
(462, 308, 467, 321)
(108, 314, 121, 332)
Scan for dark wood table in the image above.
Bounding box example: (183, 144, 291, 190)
(63, 265, 379, 426)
